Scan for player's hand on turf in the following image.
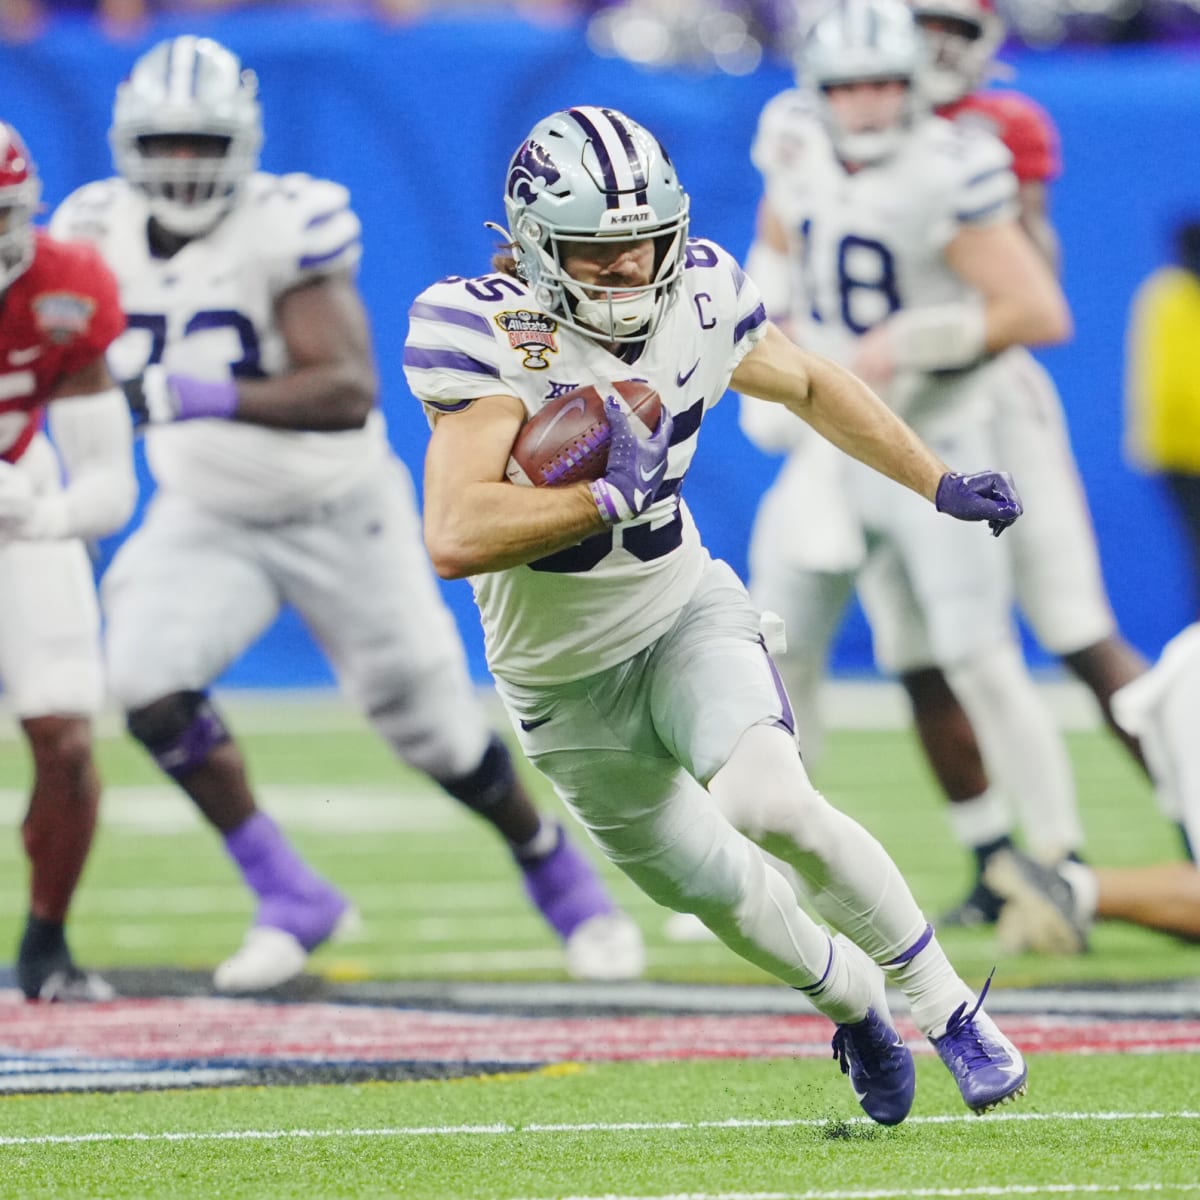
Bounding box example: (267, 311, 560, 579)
(935, 470, 1023, 537)
(0, 460, 36, 539)
(121, 365, 239, 426)
(588, 395, 674, 525)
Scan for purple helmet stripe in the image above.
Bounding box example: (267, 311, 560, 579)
(567, 107, 621, 208)
(410, 300, 492, 338)
(600, 108, 649, 205)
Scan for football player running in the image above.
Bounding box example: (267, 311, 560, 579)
(405, 102, 1028, 1123)
(737, 0, 1086, 932)
(0, 123, 137, 1001)
(897, 0, 1149, 930)
(51, 36, 644, 994)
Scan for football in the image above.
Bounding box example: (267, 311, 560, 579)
(506, 380, 663, 488)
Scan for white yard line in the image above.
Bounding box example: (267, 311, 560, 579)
(511, 1187, 1200, 1199)
(2, 1110, 1198, 1149)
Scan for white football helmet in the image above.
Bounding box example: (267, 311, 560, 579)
(110, 36, 262, 237)
(501, 107, 690, 344)
(798, 0, 928, 165)
(0, 122, 40, 291)
(909, 0, 1005, 106)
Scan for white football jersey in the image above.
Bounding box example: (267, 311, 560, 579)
(752, 90, 1018, 432)
(50, 172, 388, 521)
(404, 239, 766, 686)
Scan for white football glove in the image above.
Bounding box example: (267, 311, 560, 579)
(0, 460, 37, 540)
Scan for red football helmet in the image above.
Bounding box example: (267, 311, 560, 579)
(909, 0, 1005, 105)
(0, 122, 40, 290)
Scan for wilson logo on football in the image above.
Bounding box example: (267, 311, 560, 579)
(495, 310, 558, 370)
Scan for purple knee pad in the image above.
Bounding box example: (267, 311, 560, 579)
(128, 692, 231, 780)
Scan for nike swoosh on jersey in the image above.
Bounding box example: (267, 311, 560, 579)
(519, 715, 552, 732)
(8, 346, 42, 365)
(675, 360, 699, 387)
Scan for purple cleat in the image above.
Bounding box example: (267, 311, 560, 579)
(215, 881, 356, 994)
(831, 1010, 915, 1126)
(829, 934, 915, 1126)
(521, 824, 645, 981)
(930, 976, 1028, 1113)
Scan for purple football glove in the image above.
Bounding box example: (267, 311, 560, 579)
(588, 395, 675, 525)
(935, 470, 1023, 537)
(123, 366, 239, 426)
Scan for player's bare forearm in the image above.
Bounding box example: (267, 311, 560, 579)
(231, 273, 377, 431)
(423, 397, 606, 579)
(732, 323, 947, 502)
(232, 361, 375, 431)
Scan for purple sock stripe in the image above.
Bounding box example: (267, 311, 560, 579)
(758, 635, 796, 735)
(883, 922, 934, 968)
(797, 934, 835, 995)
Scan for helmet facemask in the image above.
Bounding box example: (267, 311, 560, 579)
(0, 175, 39, 291)
(512, 206, 689, 344)
(110, 36, 262, 238)
(501, 107, 691, 344)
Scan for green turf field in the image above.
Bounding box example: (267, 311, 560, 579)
(1, 698, 1197, 1198)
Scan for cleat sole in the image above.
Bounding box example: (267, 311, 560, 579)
(971, 1080, 1028, 1115)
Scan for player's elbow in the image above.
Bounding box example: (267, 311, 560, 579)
(424, 515, 477, 580)
(1020, 293, 1073, 349)
(334, 365, 377, 429)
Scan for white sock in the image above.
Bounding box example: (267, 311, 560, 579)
(1059, 859, 1099, 921)
(947, 643, 1083, 861)
(883, 932, 975, 1039)
(945, 787, 1013, 852)
(802, 933, 872, 1025)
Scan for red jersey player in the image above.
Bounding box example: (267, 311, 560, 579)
(0, 121, 137, 1000)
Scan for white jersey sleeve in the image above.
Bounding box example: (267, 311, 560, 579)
(926, 122, 1018, 250)
(404, 276, 514, 415)
(48, 179, 126, 244)
(252, 173, 363, 299)
(751, 89, 816, 182)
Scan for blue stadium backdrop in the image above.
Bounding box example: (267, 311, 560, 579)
(0, 12, 1194, 686)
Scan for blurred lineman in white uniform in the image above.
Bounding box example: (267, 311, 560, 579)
(738, 0, 1086, 910)
(406, 92, 1030, 1124)
(0, 122, 137, 1001)
(51, 36, 643, 993)
(888, 0, 1148, 929)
